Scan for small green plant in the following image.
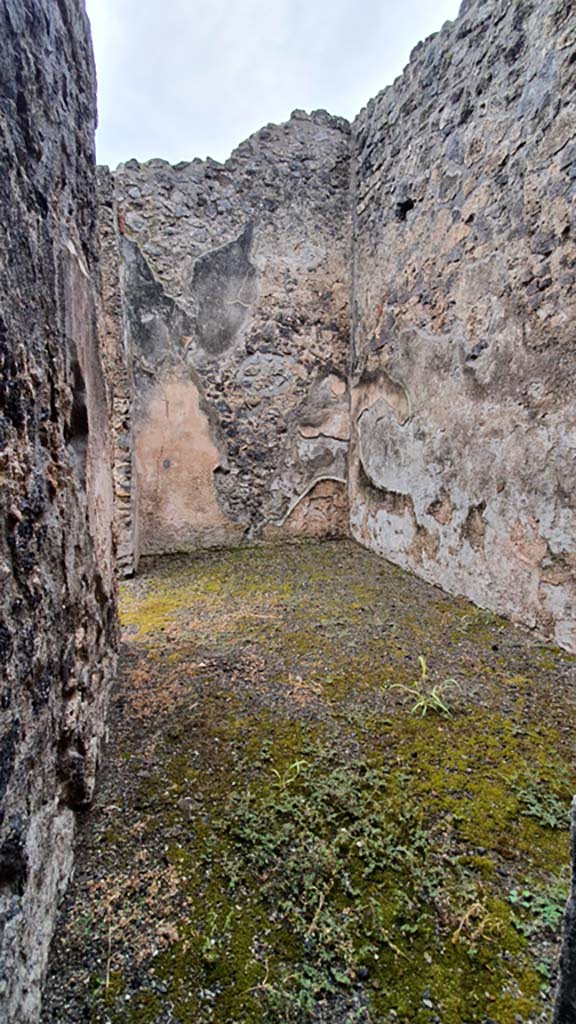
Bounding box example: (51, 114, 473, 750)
(509, 876, 568, 937)
(512, 778, 569, 829)
(200, 908, 233, 964)
(271, 759, 309, 788)
(206, 751, 443, 1021)
(386, 656, 461, 717)
(457, 606, 503, 634)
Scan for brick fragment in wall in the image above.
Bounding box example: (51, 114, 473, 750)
(0, 1, 117, 1021)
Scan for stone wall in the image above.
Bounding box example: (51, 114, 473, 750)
(103, 0, 576, 655)
(97, 167, 140, 575)
(0, 1, 116, 1020)
(106, 110, 352, 564)
(350, 0, 576, 653)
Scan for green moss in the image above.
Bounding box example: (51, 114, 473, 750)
(98, 698, 571, 1024)
(58, 540, 575, 1024)
(379, 711, 572, 861)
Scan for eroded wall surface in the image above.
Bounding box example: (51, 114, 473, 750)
(97, 167, 139, 575)
(0, 1, 116, 1019)
(350, 0, 576, 652)
(108, 110, 351, 560)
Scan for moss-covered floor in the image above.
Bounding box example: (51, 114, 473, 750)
(42, 539, 575, 1024)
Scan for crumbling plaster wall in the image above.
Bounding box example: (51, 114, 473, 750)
(108, 111, 352, 563)
(350, 0, 576, 653)
(0, 1, 117, 1021)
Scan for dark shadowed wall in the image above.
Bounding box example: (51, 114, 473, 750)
(0, 1, 117, 1020)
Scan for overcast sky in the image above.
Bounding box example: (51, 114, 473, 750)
(85, 0, 461, 169)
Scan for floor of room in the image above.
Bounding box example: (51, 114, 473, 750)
(42, 539, 576, 1024)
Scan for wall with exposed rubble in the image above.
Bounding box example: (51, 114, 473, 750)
(350, 0, 576, 653)
(108, 111, 352, 564)
(97, 167, 140, 575)
(0, 1, 117, 1020)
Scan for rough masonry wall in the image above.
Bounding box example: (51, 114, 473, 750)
(108, 110, 351, 562)
(97, 167, 139, 575)
(350, 0, 576, 652)
(0, 2, 116, 1020)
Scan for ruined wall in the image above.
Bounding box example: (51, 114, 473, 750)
(350, 0, 576, 652)
(0, 1, 117, 1020)
(99, 0, 576, 644)
(107, 110, 351, 562)
(97, 167, 139, 575)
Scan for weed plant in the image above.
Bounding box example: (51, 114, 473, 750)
(385, 655, 461, 716)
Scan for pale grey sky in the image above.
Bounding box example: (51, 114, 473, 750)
(85, 0, 461, 169)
